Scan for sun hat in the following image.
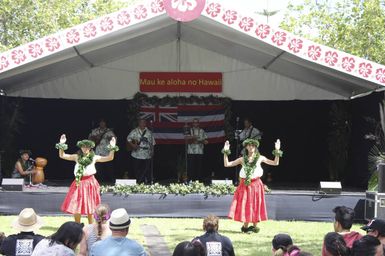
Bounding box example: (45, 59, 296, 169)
(109, 208, 131, 230)
(242, 138, 260, 147)
(12, 208, 43, 232)
(361, 219, 385, 235)
(272, 233, 293, 250)
(76, 139, 95, 149)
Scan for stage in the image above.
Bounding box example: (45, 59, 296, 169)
(0, 184, 366, 222)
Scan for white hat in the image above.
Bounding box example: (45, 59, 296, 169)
(12, 208, 43, 232)
(109, 208, 131, 230)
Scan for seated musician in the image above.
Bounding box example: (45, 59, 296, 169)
(12, 150, 36, 183)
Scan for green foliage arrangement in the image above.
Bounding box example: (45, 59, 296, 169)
(101, 181, 236, 197)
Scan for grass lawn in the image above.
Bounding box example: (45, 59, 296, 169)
(0, 216, 365, 256)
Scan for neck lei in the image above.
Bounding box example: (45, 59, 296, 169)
(242, 152, 260, 185)
(75, 151, 95, 185)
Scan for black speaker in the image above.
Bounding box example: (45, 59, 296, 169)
(319, 181, 342, 194)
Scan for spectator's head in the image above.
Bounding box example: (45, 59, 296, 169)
(323, 232, 350, 256)
(12, 208, 43, 233)
(98, 118, 107, 129)
(298, 253, 313, 256)
(49, 222, 84, 250)
(272, 233, 299, 256)
(138, 118, 147, 129)
(0, 232, 5, 245)
(352, 235, 383, 256)
(333, 206, 355, 232)
(203, 215, 219, 233)
(109, 208, 131, 236)
(19, 150, 31, 161)
(94, 204, 111, 239)
(172, 241, 206, 256)
(243, 118, 252, 128)
(361, 219, 385, 238)
(192, 118, 200, 128)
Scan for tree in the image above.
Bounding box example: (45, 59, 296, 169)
(0, 0, 137, 52)
(280, 0, 385, 65)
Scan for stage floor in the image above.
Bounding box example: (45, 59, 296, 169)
(0, 185, 366, 222)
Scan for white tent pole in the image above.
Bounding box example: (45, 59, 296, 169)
(177, 21, 181, 72)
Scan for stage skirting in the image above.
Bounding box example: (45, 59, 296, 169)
(0, 189, 365, 221)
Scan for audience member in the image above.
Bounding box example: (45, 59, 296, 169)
(351, 235, 383, 256)
(31, 221, 84, 256)
(172, 241, 206, 256)
(0, 208, 44, 256)
(298, 253, 313, 256)
(362, 219, 385, 254)
(272, 233, 301, 256)
(90, 208, 146, 256)
(322, 232, 350, 256)
(193, 215, 234, 256)
(79, 204, 112, 256)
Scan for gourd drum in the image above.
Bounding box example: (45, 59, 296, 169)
(32, 157, 47, 184)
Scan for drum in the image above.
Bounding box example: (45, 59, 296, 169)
(32, 157, 47, 184)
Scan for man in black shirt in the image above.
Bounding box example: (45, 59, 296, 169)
(0, 208, 44, 256)
(193, 215, 235, 256)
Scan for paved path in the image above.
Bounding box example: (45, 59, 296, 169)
(141, 224, 171, 256)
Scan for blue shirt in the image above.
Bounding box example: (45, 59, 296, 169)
(90, 236, 146, 256)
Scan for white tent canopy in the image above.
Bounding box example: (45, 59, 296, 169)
(0, 0, 384, 100)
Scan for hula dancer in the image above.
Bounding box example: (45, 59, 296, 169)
(56, 134, 119, 224)
(222, 138, 282, 233)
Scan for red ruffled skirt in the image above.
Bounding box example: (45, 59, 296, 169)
(228, 178, 267, 223)
(61, 175, 100, 215)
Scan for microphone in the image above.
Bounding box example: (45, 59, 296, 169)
(236, 116, 240, 122)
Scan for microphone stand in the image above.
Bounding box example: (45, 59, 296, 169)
(234, 117, 240, 185)
(183, 121, 190, 184)
(149, 121, 154, 185)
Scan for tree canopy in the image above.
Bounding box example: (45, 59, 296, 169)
(281, 0, 385, 65)
(0, 0, 137, 52)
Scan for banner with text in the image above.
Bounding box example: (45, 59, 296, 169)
(139, 72, 222, 93)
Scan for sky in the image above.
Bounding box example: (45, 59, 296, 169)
(220, 0, 305, 28)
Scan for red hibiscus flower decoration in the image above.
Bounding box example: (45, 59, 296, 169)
(45, 37, 60, 52)
(239, 17, 254, 32)
(341, 57, 355, 72)
(376, 68, 385, 83)
(358, 62, 372, 78)
(271, 31, 287, 46)
(83, 23, 97, 38)
(28, 43, 43, 58)
(134, 5, 147, 20)
(0, 56, 9, 70)
(100, 17, 114, 32)
(288, 38, 303, 53)
(66, 29, 80, 44)
(206, 3, 221, 17)
(255, 24, 270, 39)
(222, 10, 237, 25)
(151, 0, 164, 13)
(117, 11, 131, 26)
(325, 51, 338, 66)
(11, 49, 26, 64)
(308, 45, 321, 61)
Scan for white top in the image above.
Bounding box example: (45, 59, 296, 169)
(31, 239, 75, 256)
(239, 156, 266, 179)
(73, 155, 102, 176)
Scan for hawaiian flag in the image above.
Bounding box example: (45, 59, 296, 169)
(139, 104, 225, 144)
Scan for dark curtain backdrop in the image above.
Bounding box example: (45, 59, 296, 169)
(1, 93, 381, 189)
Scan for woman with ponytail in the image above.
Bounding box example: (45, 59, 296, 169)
(78, 204, 111, 256)
(272, 234, 301, 256)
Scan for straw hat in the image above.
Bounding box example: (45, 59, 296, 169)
(109, 208, 131, 230)
(12, 208, 43, 232)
